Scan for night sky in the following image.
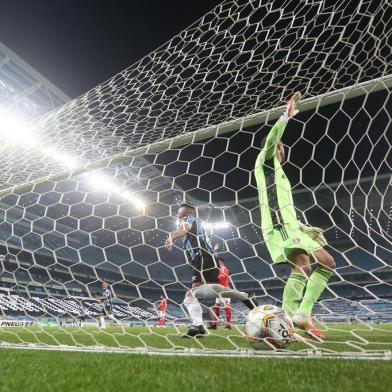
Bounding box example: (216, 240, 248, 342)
(0, 0, 222, 98)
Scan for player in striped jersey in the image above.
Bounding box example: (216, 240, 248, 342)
(254, 92, 335, 339)
(165, 203, 256, 338)
(95, 282, 121, 328)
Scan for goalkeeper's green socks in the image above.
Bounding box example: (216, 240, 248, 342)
(298, 267, 332, 316)
(282, 272, 307, 316)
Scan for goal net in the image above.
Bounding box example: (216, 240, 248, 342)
(0, 0, 391, 358)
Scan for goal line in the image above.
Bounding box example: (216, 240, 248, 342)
(2, 342, 392, 361)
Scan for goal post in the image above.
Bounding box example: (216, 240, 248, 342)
(0, 82, 391, 358)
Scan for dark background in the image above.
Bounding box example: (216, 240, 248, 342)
(0, 0, 223, 97)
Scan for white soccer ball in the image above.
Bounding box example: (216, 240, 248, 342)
(245, 305, 295, 350)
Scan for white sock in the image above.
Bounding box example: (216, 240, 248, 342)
(99, 316, 106, 328)
(183, 296, 203, 326)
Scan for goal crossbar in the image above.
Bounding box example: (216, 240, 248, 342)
(1, 74, 391, 199)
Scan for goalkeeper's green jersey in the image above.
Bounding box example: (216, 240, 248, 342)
(254, 118, 299, 234)
(254, 118, 321, 263)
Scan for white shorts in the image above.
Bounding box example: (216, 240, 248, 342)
(215, 297, 231, 306)
(159, 311, 166, 318)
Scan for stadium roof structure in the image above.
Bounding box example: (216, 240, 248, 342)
(0, 41, 70, 121)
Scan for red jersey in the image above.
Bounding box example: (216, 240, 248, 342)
(218, 266, 230, 288)
(159, 298, 167, 312)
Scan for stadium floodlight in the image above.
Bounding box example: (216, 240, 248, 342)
(86, 172, 113, 192)
(40, 147, 79, 169)
(175, 220, 231, 230)
(86, 172, 145, 210)
(0, 108, 79, 169)
(203, 221, 231, 230)
(0, 109, 32, 143)
(120, 190, 145, 210)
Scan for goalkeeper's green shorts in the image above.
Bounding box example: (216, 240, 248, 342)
(263, 226, 322, 264)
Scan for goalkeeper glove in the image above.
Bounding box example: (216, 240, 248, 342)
(300, 226, 327, 247)
(285, 91, 301, 118)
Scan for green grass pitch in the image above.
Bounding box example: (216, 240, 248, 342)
(0, 324, 391, 391)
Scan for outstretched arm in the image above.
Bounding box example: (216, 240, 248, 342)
(165, 221, 191, 251)
(257, 91, 301, 163)
(263, 119, 289, 161)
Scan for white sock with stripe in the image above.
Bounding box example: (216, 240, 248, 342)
(183, 296, 203, 327)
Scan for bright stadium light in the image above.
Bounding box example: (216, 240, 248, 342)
(41, 147, 80, 169)
(86, 172, 145, 210)
(119, 190, 145, 209)
(203, 221, 231, 230)
(215, 221, 231, 229)
(86, 172, 112, 192)
(0, 109, 33, 144)
(175, 219, 231, 230)
(0, 109, 79, 169)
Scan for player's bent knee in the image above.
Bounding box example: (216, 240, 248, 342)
(290, 261, 311, 276)
(329, 256, 336, 271)
(319, 254, 336, 271)
(297, 264, 312, 276)
(288, 250, 312, 275)
(313, 249, 335, 272)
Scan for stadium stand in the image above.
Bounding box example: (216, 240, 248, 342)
(0, 292, 157, 322)
(2, 289, 392, 327)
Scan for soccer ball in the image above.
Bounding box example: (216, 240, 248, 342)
(245, 305, 295, 350)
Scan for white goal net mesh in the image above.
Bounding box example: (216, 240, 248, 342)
(0, 0, 391, 358)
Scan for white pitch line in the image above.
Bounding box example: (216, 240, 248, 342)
(1, 343, 391, 361)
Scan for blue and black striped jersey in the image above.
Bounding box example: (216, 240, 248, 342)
(182, 216, 213, 260)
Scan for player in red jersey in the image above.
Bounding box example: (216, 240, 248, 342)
(159, 295, 167, 326)
(209, 257, 233, 330)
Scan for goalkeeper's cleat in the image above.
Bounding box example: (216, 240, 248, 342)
(285, 91, 301, 118)
(292, 310, 325, 341)
(182, 325, 206, 338)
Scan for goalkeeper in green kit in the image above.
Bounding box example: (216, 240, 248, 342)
(254, 92, 335, 339)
